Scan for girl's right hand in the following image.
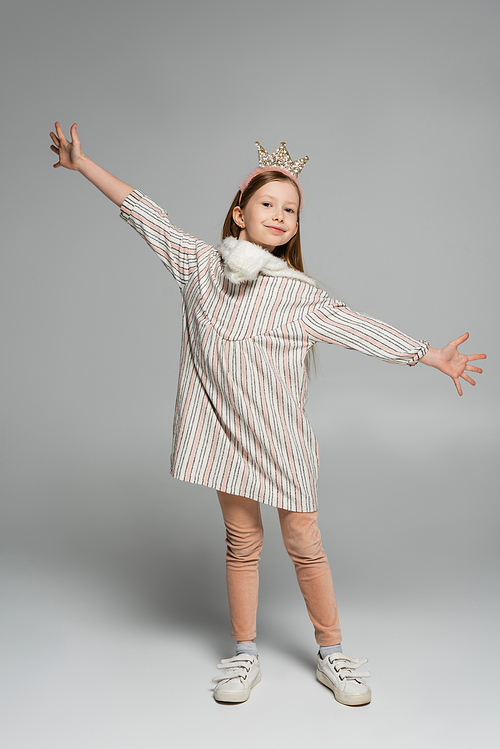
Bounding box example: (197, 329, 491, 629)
(49, 122, 84, 171)
(49, 122, 134, 206)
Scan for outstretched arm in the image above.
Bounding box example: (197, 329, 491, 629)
(49, 122, 133, 207)
(419, 332, 486, 396)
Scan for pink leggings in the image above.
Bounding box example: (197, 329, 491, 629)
(217, 491, 342, 646)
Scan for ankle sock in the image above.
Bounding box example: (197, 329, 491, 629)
(236, 641, 258, 657)
(319, 643, 343, 659)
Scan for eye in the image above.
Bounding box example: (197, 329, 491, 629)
(262, 202, 272, 207)
(285, 207, 295, 214)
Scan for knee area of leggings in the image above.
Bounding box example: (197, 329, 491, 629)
(281, 525, 324, 562)
(284, 538, 324, 563)
(225, 526, 264, 559)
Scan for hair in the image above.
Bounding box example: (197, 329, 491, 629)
(222, 170, 305, 271)
(222, 170, 316, 376)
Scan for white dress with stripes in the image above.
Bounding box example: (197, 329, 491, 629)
(121, 190, 429, 512)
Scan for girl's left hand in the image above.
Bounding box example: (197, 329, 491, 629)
(420, 333, 486, 396)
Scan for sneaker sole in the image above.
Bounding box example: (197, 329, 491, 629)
(316, 668, 371, 706)
(214, 672, 261, 703)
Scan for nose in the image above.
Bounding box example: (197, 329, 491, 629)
(273, 207, 284, 222)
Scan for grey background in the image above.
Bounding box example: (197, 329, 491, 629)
(1, 0, 498, 747)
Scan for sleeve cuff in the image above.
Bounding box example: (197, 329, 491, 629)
(119, 188, 146, 221)
(408, 340, 429, 366)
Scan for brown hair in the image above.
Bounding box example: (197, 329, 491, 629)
(222, 170, 316, 375)
(222, 170, 305, 272)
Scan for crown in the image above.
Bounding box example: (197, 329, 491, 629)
(238, 141, 309, 209)
(255, 141, 309, 177)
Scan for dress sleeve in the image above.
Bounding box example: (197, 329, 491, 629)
(301, 297, 429, 366)
(120, 189, 209, 288)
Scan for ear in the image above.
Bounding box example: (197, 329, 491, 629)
(232, 205, 245, 228)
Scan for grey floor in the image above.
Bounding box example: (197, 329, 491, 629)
(2, 479, 499, 749)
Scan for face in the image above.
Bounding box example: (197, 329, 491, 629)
(233, 181, 299, 251)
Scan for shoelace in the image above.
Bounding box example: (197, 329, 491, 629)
(212, 655, 256, 685)
(327, 655, 371, 682)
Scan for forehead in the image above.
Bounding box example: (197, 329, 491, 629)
(252, 181, 300, 205)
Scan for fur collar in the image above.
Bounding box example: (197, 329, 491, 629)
(218, 236, 318, 287)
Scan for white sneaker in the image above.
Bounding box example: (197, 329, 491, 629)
(213, 654, 261, 703)
(316, 653, 371, 706)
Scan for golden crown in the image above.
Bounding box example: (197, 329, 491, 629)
(255, 141, 309, 178)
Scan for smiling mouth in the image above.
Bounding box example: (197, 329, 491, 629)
(265, 225, 285, 232)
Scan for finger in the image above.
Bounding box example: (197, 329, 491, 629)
(454, 378, 463, 396)
(70, 122, 80, 146)
(460, 373, 476, 386)
(50, 144, 59, 154)
(54, 121, 67, 144)
(451, 332, 469, 347)
(49, 131, 60, 146)
(465, 365, 483, 374)
(467, 353, 487, 361)
(53, 162, 61, 168)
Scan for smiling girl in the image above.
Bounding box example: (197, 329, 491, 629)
(49, 123, 485, 706)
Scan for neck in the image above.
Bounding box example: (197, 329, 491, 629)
(237, 228, 274, 252)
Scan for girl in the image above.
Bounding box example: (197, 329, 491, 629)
(49, 123, 485, 706)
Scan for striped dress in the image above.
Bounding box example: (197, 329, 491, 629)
(120, 190, 428, 512)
